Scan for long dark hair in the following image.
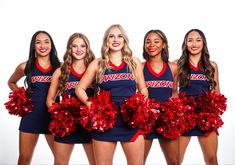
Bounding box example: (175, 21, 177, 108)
(142, 29, 169, 62)
(24, 31, 60, 96)
(58, 33, 95, 95)
(177, 29, 216, 89)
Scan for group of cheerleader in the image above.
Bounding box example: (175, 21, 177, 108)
(4, 24, 227, 165)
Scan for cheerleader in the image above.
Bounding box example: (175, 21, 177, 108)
(46, 33, 96, 164)
(7, 31, 60, 165)
(75, 24, 148, 165)
(142, 30, 179, 165)
(176, 29, 220, 165)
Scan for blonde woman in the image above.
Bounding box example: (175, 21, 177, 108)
(75, 24, 148, 165)
(46, 33, 96, 165)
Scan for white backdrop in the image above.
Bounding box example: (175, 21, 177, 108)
(0, 0, 234, 164)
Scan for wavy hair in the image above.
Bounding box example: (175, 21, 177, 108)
(24, 31, 60, 96)
(142, 29, 169, 62)
(96, 24, 136, 83)
(177, 29, 216, 89)
(58, 33, 95, 94)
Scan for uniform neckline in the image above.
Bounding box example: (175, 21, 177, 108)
(146, 61, 167, 77)
(109, 60, 125, 70)
(36, 59, 52, 73)
(71, 65, 84, 78)
(189, 62, 202, 71)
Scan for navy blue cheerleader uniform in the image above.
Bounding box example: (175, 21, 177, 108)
(54, 66, 93, 144)
(92, 61, 142, 142)
(144, 61, 174, 140)
(179, 63, 210, 136)
(19, 59, 54, 134)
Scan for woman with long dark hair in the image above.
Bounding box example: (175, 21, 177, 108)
(176, 29, 220, 165)
(7, 31, 60, 165)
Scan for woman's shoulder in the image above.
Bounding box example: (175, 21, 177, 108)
(11, 61, 27, 77)
(132, 56, 142, 64)
(86, 58, 101, 71)
(210, 60, 218, 68)
(141, 61, 146, 67)
(53, 67, 62, 76)
(168, 61, 178, 75)
(91, 58, 102, 65)
(171, 59, 179, 64)
(168, 61, 178, 69)
(17, 61, 27, 71)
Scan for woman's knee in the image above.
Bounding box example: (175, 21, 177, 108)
(204, 154, 218, 165)
(18, 154, 32, 165)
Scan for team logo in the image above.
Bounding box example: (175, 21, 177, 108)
(190, 74, 207, 81)
(146, 80, 173, 88)
(66, 81, 79, 89)
(101, 73, 135, 82)
(31, 76, 52, 83)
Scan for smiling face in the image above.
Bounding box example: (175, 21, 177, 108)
(186, 31, 204, 56)
(34, 33, 52, 57)
(71, 37, 87, 60)
(107, 27, 124, 52)
(144, 32, 164, 57)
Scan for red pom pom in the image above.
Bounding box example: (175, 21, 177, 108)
(80, 90, 117, 132)
(156, 97, 185, 140)
(196, 91, 227, 136)
(197, 91, 227, 115)
(197, 112, 224, 136)
(120, 92, 161, 135)
(179, 92, 197, 134)
(48, 94, 81, 137)
(4, 87, 33, 116)
(48, 111, 77, 138)
(79, 105, 92, 132)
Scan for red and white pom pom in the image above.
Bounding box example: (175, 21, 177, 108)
(4, 87, 33, 117)
(121, 92, 161, 135)
(79, 105, 92, 132)
(83, 90, 117, 132)
(156, 97, 185, 140)
(197, 91, 227, 115)
(48, 111, 77, 138)
(196, 91, 227, 136)
(179, 92, 197, 134)
(197, 112, 224, 136)
(48, 94, 81, 137)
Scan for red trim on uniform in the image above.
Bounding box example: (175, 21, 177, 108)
(130, 130, 143, 142)
(71, 65, 84, 78)
(189, 62, 202, 71)
(147, 61, 166, 78)
(36, 59, 52, 73)
(109, 60, 125, 70)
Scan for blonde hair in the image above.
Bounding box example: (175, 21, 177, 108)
(96, 24, 136, 83)
(58, 33, 95, 94)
